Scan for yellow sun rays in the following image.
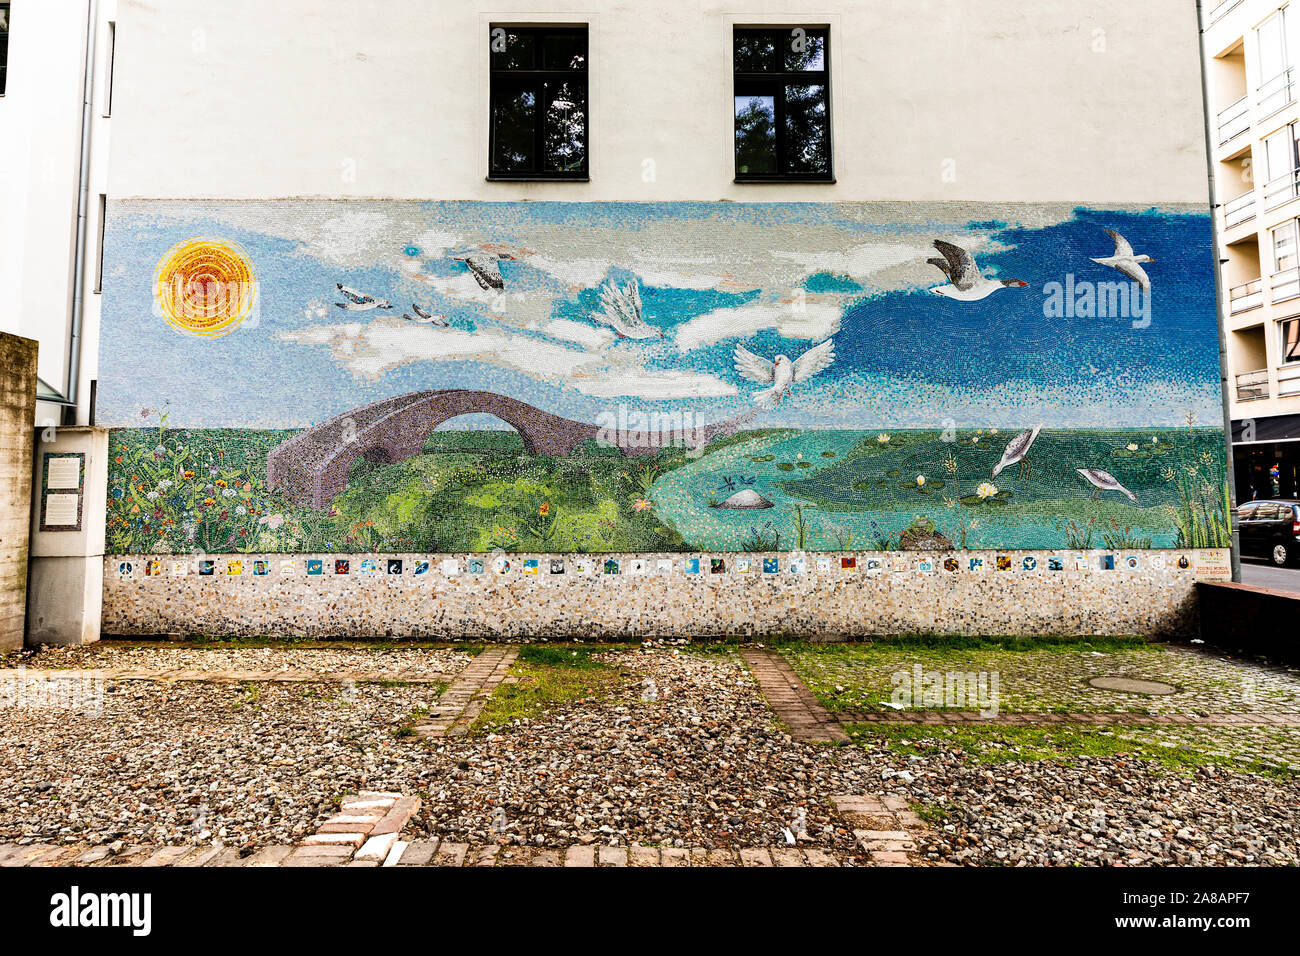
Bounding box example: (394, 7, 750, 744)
(153, 237, 257, 338)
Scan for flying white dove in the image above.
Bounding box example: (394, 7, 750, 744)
(402, 304, 449, 326)
(591, 280, 663, 340)
(733, 339, 835, 408)
(928, 240, 1028, 301)
(1091, 228, 1153, 291)
(335, 283, 392, 311)
(452, 250, 515, 291)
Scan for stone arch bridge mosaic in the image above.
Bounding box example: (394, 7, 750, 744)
(267, 389, 752, 509)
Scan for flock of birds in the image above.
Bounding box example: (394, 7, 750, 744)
(329, 227, 1152, 504)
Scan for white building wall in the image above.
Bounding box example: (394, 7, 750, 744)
(0, 0, 115, 427)
(106, 0, 1209, 204)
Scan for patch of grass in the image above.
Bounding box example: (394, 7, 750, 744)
(474, 648, 629, 731)
(394, 706, 429, 738)
(230, 681, 262, 710)
(911, 801, 951, 826)
(845, 723, 1297, 777)
(776, 635, 1153, 653)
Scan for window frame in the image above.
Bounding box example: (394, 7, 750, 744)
(0, 3, 11, 97)
(1281, 315, 1300, 364)
(732, 25, 834, 184)
(486, 24, 590, 182)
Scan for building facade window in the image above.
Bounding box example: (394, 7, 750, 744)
(733, 26, 832, 181)
(1257, 8, 1295, 116)
(1282, 316, 1300, 363)
(1273, 220, 1300, 301)
(488, 25, 588, 180)
(1264, 123, 1300, 208)
(0, 4, 10, 96)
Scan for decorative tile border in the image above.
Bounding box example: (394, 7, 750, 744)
(99, 549, 1227, 639)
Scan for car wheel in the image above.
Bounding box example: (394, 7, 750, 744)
(1273, 543, 1291, 567)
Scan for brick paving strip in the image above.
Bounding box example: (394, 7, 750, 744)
(413, 646, 518, 737)
(0, 785, 926, 867)
(835, 710, 1300, 726)
(740, 648, 848, 743)
(1, 667, 448, 684)
(828, 793, 946, 867)
(0, 840, 863, 867)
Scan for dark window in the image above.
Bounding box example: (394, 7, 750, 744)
(102, 21, 115, 117)
(1283, 317, 1300, 363)
(94, 194, 106, 294)
(733, 26, 832, 182)
(488, 25, 588, 180)
(1, 4, 10, 96)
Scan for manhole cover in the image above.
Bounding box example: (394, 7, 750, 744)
(1087, 676, 1177, 695)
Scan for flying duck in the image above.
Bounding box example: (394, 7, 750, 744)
(928, 240, 1028, 301)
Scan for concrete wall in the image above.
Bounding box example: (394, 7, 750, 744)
(0, 332, 38, 651)
(108, 0, 1209, 204)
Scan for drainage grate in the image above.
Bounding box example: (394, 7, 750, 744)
(1087, 676, 1177, 695)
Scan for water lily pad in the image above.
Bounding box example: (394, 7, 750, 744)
(750, 454, 775, 462)
(820, 451, 836, 458)
(776, 462, 795, 472)
(796, 461, 812, 468)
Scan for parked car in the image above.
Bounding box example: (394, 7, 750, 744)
(1237, 499, 1300, 566)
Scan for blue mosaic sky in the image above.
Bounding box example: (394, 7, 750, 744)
(99, 201, 1222, 431)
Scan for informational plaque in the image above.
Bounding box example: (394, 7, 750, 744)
(40, 452, 85, 532)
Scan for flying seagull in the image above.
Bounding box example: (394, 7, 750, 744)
(1077, 467, 1138, 502)
(591, 280, 663, 340)
(927, 240, 1028, 301)
(992, 425, 1043, 481)
(335, 283, 392, 311)
(733, 338, 836, 408)
(1091, 228, 1153, 291)
(452, 251, 515, 291)
(402, 304, 449, 326)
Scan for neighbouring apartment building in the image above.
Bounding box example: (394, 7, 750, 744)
(1204, 0, 1300, 501)
(3, 1, 1235, 645)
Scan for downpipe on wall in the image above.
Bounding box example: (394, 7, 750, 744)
(1196, 0, 1242, 583)
(64, 0, 98, 427)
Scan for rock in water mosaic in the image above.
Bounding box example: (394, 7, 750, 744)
(99, 201, 1227, 556)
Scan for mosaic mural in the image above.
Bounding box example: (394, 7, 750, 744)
(99, 201, 1228, 555)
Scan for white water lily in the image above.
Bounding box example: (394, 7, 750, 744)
(976, 481, 998, 499)
(1126, 443, 1138, 451)
(916, 475, 926, 486)
(876, 433, 890, 444)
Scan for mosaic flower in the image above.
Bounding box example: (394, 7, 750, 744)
(976, 482, 998, 499)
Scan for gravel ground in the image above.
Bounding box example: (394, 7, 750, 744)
(783, 643, 1300, 714)
(2, 644, 1298, 865)
(847, 738, 1300, 865)
(8, 642, 477, 681)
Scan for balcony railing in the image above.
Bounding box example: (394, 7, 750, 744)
(1211, 0, 1245, 23)
(1224, 188, 1257, 225)
(1218, 94, 1251, 144)
(1280, 363, 1300, 397)
(1264, 171, 1300, 210)
(1258, 68, 1296, 119)
(1271, 266, 1300, 302)
(1229, 277, 1264, 312)
(1236, 369, 1270, 402)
